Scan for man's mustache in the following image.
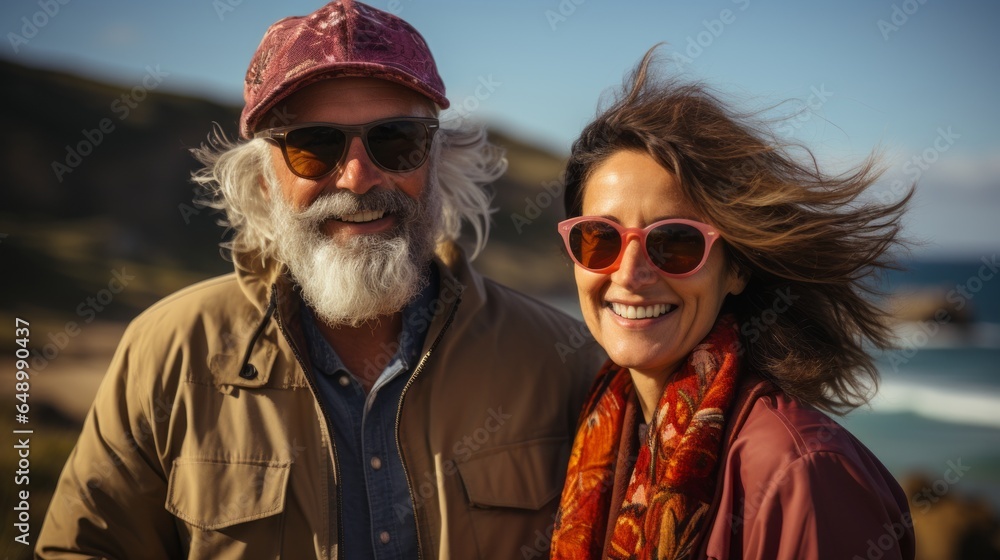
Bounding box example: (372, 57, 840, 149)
(291, 189, 419, 225)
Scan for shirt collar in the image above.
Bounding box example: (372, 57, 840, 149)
(301, 264, 439, 379)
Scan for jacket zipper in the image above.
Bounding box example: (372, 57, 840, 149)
(395, 292, 463, 560)
(270, 285, 345, 560)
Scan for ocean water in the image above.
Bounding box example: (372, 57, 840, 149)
(842, 345, 1000, 505)
(846, 258, 1000, 508)
(882, 258, 1000, 325)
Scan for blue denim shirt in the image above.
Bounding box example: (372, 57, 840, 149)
(302, 267, 438, 560)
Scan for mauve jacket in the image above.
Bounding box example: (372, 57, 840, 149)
(601, 375, 916, 559)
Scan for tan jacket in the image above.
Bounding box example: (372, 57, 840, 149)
(37, 245, 604, 559)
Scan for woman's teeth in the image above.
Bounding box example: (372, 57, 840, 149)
(338, 210, 385, 223)
(609, 302, 673, 319)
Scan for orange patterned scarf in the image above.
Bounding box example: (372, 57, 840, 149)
(551, 315, 740, 559)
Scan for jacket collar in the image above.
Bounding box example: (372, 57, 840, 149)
(202, 250, 288, 390)
(233, 249, 287, 314)
(422, 241, 479, 350)
(691, 372, 780, 554)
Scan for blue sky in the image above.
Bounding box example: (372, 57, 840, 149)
(3, 0, 998, 257)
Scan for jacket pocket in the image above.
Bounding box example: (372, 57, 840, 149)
(457, 437, 568, 557)
(166, 458, 291, 560)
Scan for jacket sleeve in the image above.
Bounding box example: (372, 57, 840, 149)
(742, 450, 915, 560)
(35, 331, 182, 559)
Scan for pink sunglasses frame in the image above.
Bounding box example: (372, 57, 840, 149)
(557, 216, 721, 278)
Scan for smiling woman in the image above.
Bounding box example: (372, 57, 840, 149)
(568, 151, 747, 420)
(550, 46, 916, 560)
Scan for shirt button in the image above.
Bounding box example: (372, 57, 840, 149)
(337, 375, 350, 387)
(379, 531, 391, 544)
(370, 456, 382, 470)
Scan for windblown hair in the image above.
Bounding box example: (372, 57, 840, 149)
(190, 119, 505, 261)
(564, 47, 912, 414)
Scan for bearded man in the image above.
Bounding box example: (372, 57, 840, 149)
(36, 2, 602, 558)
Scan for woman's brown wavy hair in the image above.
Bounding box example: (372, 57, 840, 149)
(563, 47, 912, 414)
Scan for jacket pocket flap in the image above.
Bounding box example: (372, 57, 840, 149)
(457, 437, 566, 510)
(166, 458, 291, 530)
(207, 347, 276, 389)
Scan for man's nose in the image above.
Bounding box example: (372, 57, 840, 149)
(333, 137, 381, 194)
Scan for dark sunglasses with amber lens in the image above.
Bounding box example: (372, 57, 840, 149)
(254, 117, 440, 179)
(557, 216, 721, 278)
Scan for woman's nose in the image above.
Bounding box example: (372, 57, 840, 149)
(610, 239, 659, 289)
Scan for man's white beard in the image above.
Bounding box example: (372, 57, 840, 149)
(269, 185, 442, 328)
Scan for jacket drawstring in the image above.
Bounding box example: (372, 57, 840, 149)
(236, 286, 278, 379)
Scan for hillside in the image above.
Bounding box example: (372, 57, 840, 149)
(0, 59, 577, 324)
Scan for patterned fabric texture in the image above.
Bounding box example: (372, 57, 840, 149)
(551, 315, 741, 559)
(240, 0, 448, 138)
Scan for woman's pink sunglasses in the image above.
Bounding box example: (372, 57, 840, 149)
(557, 216, 721, 277)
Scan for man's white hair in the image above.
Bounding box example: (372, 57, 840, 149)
(190, 120, 506, 262)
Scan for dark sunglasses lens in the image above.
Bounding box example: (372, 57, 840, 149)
(284, 126, 347, 178)
(646, 223, 706, 274)
(367, 121, 430, 171)
(569, 221, 622, 270)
